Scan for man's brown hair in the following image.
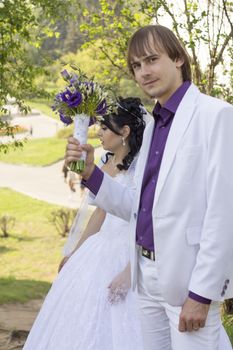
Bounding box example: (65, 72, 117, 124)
(127, 25, 192, 82)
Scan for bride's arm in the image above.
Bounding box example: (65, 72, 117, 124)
(72, 207, 106, 252)
(58, 207, 106, 272)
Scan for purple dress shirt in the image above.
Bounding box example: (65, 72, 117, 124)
(136, 81, 191, 250)
(82, 81, 211, 304)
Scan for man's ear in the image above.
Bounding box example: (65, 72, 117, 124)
(175, 57, 184, 68)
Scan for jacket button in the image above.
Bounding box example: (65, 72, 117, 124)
(226, 279, 230, 284)
(134, 213, 137, 219)
(221, 291, 225, 297)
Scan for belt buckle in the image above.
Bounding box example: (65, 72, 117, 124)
(140, 246, 155, 261)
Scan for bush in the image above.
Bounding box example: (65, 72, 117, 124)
(49, 208, 76, 237)
(88, 125, 99, 138)
(0, 215, 15, 237)
(224, 299, 233, 315)
(56, 125, 73, 139)
(0, 125, 28, 136)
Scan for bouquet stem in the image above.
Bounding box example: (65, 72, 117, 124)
(71, 114, 90, 174)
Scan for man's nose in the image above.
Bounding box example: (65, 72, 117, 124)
(140, 63, 151, 76)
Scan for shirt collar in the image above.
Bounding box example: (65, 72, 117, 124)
(153, 81, 191, 124)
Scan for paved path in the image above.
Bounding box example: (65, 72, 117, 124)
(0, 110, 103, 208)
(0, 160, 82, 208)
(11, 113, 63, 139)
(1, 111, 63, 144)
(0, 145, 103, 209)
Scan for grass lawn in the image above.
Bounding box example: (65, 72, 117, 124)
(26, 99, 57, 120)
(0, 137, 101, 166)
(222, 313, 233, 346)
(0, 188, 69, 304)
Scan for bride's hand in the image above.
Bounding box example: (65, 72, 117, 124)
(107, 263, 131, 304)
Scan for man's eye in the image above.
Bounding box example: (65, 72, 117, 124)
(149, 56, 157, 62)
(132, 63, 140, 70)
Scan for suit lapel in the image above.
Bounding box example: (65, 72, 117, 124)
(153, 84, 200, 207)
(135, 119, 154, 190)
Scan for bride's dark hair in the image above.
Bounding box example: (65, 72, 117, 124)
(101, 96, 146, 171)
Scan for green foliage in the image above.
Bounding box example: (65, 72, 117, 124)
(56, 44, 154, 107)
(0, 0, 79, 152)
(0, 119, 24, 154)
(79, 0, 149, 83)
(222, 312, 233, 346)
(0, 137, 67, 166)
(0, 136, 100, 166)
(0, 215, 15, 238)
(79, 0, 233, 101)
(141, 0, 233, 100)
(26, 98, 58, 119)
(49, 208, 76, 237)
(0, 277, 51, 304)
(0, 188, 67, 303)
(56, 125, 74, 139)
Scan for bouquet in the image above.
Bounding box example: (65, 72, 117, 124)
(52, 66, 113, 173)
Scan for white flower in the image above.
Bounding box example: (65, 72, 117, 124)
(0, 2, 5, 8)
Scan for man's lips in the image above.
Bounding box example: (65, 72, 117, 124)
(143, 79, 158, 86)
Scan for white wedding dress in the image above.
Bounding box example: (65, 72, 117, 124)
(23, 170, 143, 350)
(23, 166, 232, 350)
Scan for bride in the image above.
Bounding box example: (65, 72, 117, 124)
(23, 97, 146, 350)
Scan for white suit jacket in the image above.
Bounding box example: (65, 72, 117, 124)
(92, 84, 233, 306)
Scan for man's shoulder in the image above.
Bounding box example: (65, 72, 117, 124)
(200, 92, 231, 107)
(188, 83, 230, 108)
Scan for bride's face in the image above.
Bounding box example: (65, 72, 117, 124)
(98, 124, 123, 152)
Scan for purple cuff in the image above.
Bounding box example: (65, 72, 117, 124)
(81, 165, 104, 196)
(188, 291, 211, 304)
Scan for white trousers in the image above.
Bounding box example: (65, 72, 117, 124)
(137, 254, 232, 350)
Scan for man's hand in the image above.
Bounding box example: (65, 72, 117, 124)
(179, 297, 210, 332)
(65, 137, 95, 180)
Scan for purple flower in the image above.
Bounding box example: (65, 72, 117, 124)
(96, 99, 107, 115)
(60, 89, 82, 108)
(70, 75, 78, 84)
(61, 70, 70, 80)
(59, 113, 73, 125)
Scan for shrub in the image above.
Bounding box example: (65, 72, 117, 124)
(49, 208, 76, 237)
(0, 215, 15, 237)
(224, 299, 233, 315)
(0, 125, 28, 136)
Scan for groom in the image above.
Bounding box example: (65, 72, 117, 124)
(65, 25, 233, 349)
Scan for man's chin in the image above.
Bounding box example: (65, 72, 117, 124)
(143, 90, 157, 99)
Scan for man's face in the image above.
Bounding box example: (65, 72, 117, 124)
(130, 39, 184, 105)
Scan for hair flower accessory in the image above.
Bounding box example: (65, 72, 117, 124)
(52, 65, 114, 173)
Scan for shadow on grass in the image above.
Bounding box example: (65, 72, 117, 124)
(0, 234, 35, 242)
(0, 246, 15, 254)
(0, 277, 51, 304)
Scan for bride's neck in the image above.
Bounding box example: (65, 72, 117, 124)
(113, 146, 130, 164)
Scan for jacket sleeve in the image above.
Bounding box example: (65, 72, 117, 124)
(91, 171, 135, 222)
(189, 104, 233, 300)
